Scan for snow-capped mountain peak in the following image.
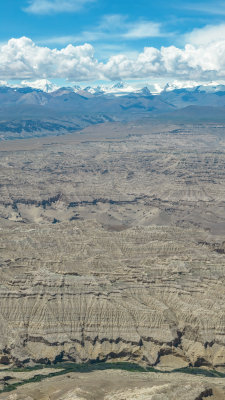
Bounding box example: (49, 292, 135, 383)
(161, 80, 225, 94)
(112, 82, 125, 89)
(20, 79, 59, 93)
(0, 79, 59, 93)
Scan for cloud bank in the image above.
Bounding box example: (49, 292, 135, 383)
(1, 35, 225, 82)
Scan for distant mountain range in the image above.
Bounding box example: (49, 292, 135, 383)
(2, 79, 225, 95)
(1, 81, 225, 139)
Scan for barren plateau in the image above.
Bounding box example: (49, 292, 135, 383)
(1, 120, 225, 398)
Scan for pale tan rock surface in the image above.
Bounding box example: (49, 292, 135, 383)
(0, 370, 224, 400)
(0, 122, 225, 370)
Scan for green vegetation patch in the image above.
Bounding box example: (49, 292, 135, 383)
(172, 367, 225, 378)
(1, 362, 224, 394)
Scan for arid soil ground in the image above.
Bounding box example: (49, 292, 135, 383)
(0, 368, 225, 400)
(1, 121, 225, 398)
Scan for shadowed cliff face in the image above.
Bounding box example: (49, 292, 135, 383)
(0, 122, 225, 369)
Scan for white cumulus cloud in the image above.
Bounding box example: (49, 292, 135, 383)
(100, 42, 225, 81)
(24, 0, 95, 14)
(185, 24, 225, 46)
(1, 35, 225, 82)
(0, 37, 99, 80)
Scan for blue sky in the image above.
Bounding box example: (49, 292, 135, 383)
(0, 0, 223, 52)
(0, 0, 225, 88)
